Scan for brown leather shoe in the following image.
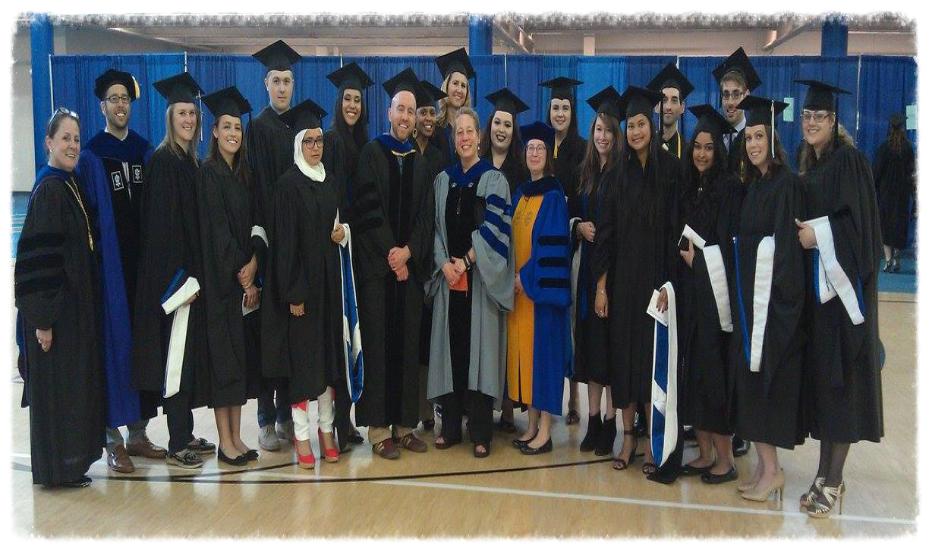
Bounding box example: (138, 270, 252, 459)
(372, 438, 400, 460)
(107, 444, 135, 473)
(396, 433, 427, 453)
(126, 439, 168, 459)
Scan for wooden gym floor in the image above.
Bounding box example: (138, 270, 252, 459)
(8, 293, 918, 538)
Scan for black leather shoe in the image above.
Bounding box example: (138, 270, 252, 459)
(580, 414, 601, 452)
(512, 433, 537, 449)
(244, 449, 259, 461)
(519, 438, 553, 455)
(681, 462, 714, 476)
(702, 466, 739, 484)
(218, 449, 248, 466)
(647, 465, 681, 485)
(732, 436, 751, 458)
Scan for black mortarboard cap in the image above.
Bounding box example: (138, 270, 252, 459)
(890, 113, 906, 128)
(618, 86, 664, 122)
(586, 86, 624, 122)
(415, 80, 447, 108)
(327, 62, 374, 91)
(382, 67, 421, 98)
(712, 47, 762, 91)
(435, 48, 476, 80)
(252, 40, 301, 72)
(520, 121, 555, 150)
(201, 86, 252, 119)
(540, 76, 583, 101)
(153, 72, 204, 105)
(737, 95, 789, 128)
(647, 63, 695, 100)
(94, 69, 140, 101)
(688, 104, 736, 138)
(795, 79, 851, 111)
(485, 87, 530, 117)
(280, 98, 328, 132)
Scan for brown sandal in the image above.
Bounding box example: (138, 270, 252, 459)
(372, 438, 400, 460)
(396, 433, 427, 453)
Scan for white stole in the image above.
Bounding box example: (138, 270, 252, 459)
(160, 276, 200, 398)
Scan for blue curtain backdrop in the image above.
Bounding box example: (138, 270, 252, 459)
(48, 53, 916, 166)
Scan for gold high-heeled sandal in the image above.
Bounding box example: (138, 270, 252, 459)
(800, 476, 825, 509)
(807, 482, 845, 518)
(741, 469, 785, 502)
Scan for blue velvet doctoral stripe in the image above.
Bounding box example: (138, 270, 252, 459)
(485, 194, 507, 211)
(483, 209, 511, 237)
(479, 225, 508, 260)
(374, 133, 415, 155)
(448, 158, 494, 188)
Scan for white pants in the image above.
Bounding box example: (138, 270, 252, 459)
(291, 387, 334, 441)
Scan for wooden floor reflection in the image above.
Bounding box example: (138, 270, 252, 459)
(10, 295, 917, 538)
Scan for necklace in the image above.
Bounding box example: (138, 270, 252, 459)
(64, 176, 94, 252)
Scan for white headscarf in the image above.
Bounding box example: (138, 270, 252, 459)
(292, 128, 326, 182)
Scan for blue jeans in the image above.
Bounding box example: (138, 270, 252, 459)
(257, 378, 292, 428)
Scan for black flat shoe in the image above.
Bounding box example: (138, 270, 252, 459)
(680, 462, 714, 476)
(519, 438, 553, 455)
(61, 475, 92, 488)
(647, 465, 680, 485)
(512, 433, 537, 449)
(244, 449, 259, 461)
(701, 466, 739, 484)
(347, 432, 364, 445)
(218, 449, 248, 466)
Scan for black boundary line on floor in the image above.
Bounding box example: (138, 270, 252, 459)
(13, 457, 614, 485)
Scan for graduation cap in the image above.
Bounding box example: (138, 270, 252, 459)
(252, 40, 301, 73)
(540, 76, 583, 101)
(738, 95, 789, 158)
(647, 63, 695, 100)
(688, 104, 736, 139)
(94, 69, 140, 101)
(485, 87, 530, 118)
(153, 72, 204, 105)
(795, 79, 850, 112)
(586, 86, 624, 122)
(382, 67, 421, 98)
(201, 86, 252, 119)
(435, 47, 476, 80)
(327, 62, 374, 92)
(280, 98, 328, 132)
(618, 85, 664, 122)
(415, 80, 447, 108)
(712, 47, 762, 91)
(520, 121, 555, 150)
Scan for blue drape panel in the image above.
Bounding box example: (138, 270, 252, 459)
(47, 53, 916, 168)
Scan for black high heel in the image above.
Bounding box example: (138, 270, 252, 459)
(580, 413, 602, 452)
(595, 417, 617, 456)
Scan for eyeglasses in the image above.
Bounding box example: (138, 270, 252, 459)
(53, 107, 80, 120)
(302, 137, 324, 149)
(801, 110, 832, 123)
(526, 144, 547, 154)
(721, 90, 745, 101)
(105, 94, 131, 105)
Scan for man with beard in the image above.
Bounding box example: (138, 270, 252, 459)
(81, 69, 164, 474)
(350, 68, 434, 459)
(712, 47, 762, 176)
(647, 63, 695, 160)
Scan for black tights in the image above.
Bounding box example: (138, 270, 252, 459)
(815, 440, 851, 487)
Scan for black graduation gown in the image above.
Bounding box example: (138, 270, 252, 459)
(572, 164, 617, 385)
(726, 129, 746, 176)
(433, 124, 455, 169)
(323, 127, 362, 213)
(801, 143, 883, 443)
(593, 148, 681, 408)
(496, 152, 529, 197)
(676, 172, 743, 434)
(15, 170, 105, 486)
(350, 138, 435, 428)
(873, 140, 915, 249)
(196, 158, 265, 407)
(554, 133, 587, 209)
(269, 166, 345, 403)
(729, 166, 806, 449)
(418, 139, 446, 366)
(661, 130, 684, 160)
(132, 146, 211, 408)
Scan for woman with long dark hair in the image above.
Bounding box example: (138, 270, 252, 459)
(322, 63, 372, 450)
(872, 113, 915, 272)
(574, 86, 623, 457)
(197, 87, 264, 466)
(673, 105, 743, 484)
(593, 86, 680, 475)
(16, 108, 105, 487)
(729, 95, 805, 502)
(540, 76, 587, 425)
(508, 122, 573, 456)
(794, 80, 883, 517)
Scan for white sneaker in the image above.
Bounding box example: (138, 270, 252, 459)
(258, 424, 281, 451)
